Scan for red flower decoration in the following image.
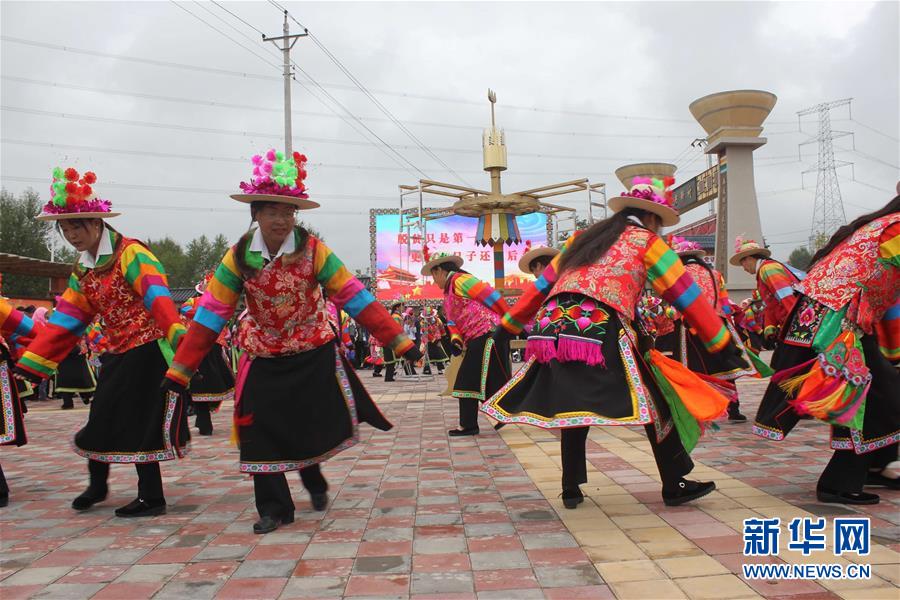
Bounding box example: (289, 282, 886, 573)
(65, 181, 78, 194)
(81, 184, 93, 197)
(64, 168, 79, 181)
(83, 171, 97, 184)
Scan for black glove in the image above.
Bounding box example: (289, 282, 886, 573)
(402, 346, 423, 364)
(450, 340, 464, 356)
(12, 366, 42, 385)
(160, 377, 188, 396)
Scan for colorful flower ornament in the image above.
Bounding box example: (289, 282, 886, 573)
(607, 176, 679, 226)
(231, 149, 318, 209)
(669, 235, 704, 257)
(37, 167, 120, 221)
(420, 251, 464, 276)
(729, 234, 771, 265)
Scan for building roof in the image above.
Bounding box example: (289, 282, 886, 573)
(0, 252, 73, 279)
(170, 287, 197, 304)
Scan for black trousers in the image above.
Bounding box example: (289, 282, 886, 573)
(385, 363, 396, 381)
(0, 463, 7, 496)
(560, 424, 693, 491)
(459, 398, 480, 430)
(253, 464, 328, 519)
(818, 444, 898, 493)
(194, 403, 212, 433)
(88, 459, 164, 500)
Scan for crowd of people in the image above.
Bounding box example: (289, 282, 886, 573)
(1, 157, 896, 536)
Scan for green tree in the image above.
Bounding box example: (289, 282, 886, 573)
(788, 246, 813, 270)
(147, 237, 188, 288)
(0, 188, 53, 297)
(558, 215, 591, 243)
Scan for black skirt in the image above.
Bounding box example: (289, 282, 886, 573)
(55, 349, 96, 393)
(754, 297, 900, 455)
(0, 359, 27, 447)
(451, 332, 511, 402)
(655, 330, 676, 354)
(236, 342, 392, 474)
(482, 297, 675, 444)
(427, 341, 449, 364)
(673, 321, 754, 381)
(190, 346, 235, 406)
(73, 340, 190, 463)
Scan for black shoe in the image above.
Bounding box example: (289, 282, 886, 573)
(448, 427, 480, 437)
(372, 372, 383, 378)
(562, 487, 584, 509)
(72, 488, 108, 511)
(198, 429, 213, 436)
(310, 492, 329, 511)
(114, 497, 167, 517)
(663, 479, 716, 506)
(493, 422, 507, 431)
(81, 396, 91, 405)
(384, 377, 395, 382)
(61, 403, 74, 410)
(0, 493, 8, 508)
(865, 471, 900, 490)
(728, 412, 748, 423)
(253, 512, 294, 534)
(816, 488, 880, 505)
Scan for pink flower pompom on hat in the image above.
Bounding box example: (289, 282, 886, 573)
(37, 167, 120, 221)
(607, 176, 679, 226)
(669, 235, 705, 258)
(231, 149, 318, 210)
(729, 234, 771, 266)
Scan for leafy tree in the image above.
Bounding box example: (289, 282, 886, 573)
(788, 246, 813, 270)
(0, 188, 53, 297)
(558, 215, 591, 243)
(147, 237, 188, 288)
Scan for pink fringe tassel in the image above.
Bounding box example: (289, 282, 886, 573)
(525, 338, 558, 364)
(831, 382, 870, 425)
(557, 335, 606, 367)
(771, 356, 817, 384)
(787, 378, 842, 416)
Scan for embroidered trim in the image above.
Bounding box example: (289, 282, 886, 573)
(191, 388, 235, 403)
(239, 347, 360, 473)
(751, 422, 786, 441)
(848, 428, 900, 455)
(452, 337, 494, 400)
(0, 363, 19, 445)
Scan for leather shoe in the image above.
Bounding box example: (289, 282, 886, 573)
(253, 512, 294, 534)
(310, 492, 329, 511)
(72, 488, 108, 511)
(114, 497, 167, 518)
(728, 412, 748, 423)
(493, 422, 507, 431)
(448, 427, 479, 437)
(562, 487, 584, 509)
(816, 488, 879, 505)
(663, 479, 716, 506)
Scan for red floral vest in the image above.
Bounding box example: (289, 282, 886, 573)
(79, 239, 164, 353)
(799, 213, 900, 334)
(551, 226, 651, 321)
(685, 263, 726, 316)
(237, 238, 335, 357)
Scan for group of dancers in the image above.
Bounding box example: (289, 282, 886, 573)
(0, 155, 896, 535)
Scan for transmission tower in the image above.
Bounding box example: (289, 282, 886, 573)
(797, 99, 854, 249)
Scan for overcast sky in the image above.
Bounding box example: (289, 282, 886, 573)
(2, 1, 898, 271)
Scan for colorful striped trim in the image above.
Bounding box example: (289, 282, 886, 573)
(0, 364, 21, 445)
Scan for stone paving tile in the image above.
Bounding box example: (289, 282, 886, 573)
(1, 374, 897, 599)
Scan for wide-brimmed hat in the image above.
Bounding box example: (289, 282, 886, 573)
(669, 235, 705, 259)
(607, 177, 679, 227)
(231, 149, 319, 210)
(36, 167, 121, 221)
(420, 251, 463, 276)
(729, 236, 771, 266)
(518, 245, 559, 274)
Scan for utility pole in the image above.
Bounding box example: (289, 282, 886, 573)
(797, 99, 854, 249)
(263, 10, 308, 156)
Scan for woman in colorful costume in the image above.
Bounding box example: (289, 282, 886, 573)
(422, 251, 512, 436)
(483, 178, 737, 508)
(163, 150, 420, 534)
(668, 236, 763, 422)
(54, 337, 96, 409)
(16, 167, 188, 517)
(382, 303, 406, 381)
(180, 274, 236, 436)
(731, 237, 803, 346)
(421, 306, 449, 375)
(1, 300, 39, 507)
(754, 196, 900, 504)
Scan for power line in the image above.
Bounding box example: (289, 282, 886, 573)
(209, 0, 266, 36)
(851, 118, 900, 143)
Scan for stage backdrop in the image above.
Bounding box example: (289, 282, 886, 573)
(369, 209, 549, 301)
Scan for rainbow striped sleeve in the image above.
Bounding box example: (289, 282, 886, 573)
(314, 238, 413, 356)
(120, 242, 186, 351)
(18, 274, 96, 378)
(879, 221, 900, 269)
(717, 271, 734, 316)
(758, 261, 798, 309)
(876, 299, 900, 363)
(451, 273, 510, 316)
(501, 232, 580, 333)
(167, 248, 243, 386)
(644, 236, 730, 352)
(445, 320, 463, 346)
(0, 299, 37, 355)
(180, 296, 197, 319)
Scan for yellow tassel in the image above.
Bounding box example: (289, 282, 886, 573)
(779, 370, 813, 396)
(799, 384, 847, 419)
(229, 421, 240, 447)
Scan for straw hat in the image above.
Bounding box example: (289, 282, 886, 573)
(420, 251, 463, 276)
(607, 177, 679, 227)
(729, 236, 771, 266)
(518, 245, 559, 274)
(36, 167, 121, 221)
(669, 235, 705, 259)
(231, 149, 319, 210)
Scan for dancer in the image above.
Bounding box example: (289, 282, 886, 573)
(179, 273, 235, 436)
(421, 251, 512, 436)
(421, 306, 448, 375)
(383, 303, 405, 382)
(483, 178, 737, 507)
(162, 150, 420, 533)
(754, 195, 899, 504)
(16, 167, 189, 517)
(54, 339, 96, 409)
(518, 245, 558, 281)
(731, 237, 802, 346)
(669, 236, 758, 422)
(0, 299, 39, 507)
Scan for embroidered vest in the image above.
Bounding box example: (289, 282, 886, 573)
(443, 274, 499, 341)
(551, 226, 652, 321)
(237, 237, 335, 357)
(78, 238, 164, 353)
(798, 213, 900, 334)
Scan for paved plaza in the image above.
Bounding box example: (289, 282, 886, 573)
(1, 370, 897, 599)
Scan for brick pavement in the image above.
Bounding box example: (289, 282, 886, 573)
(0, 368, 897, 599)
